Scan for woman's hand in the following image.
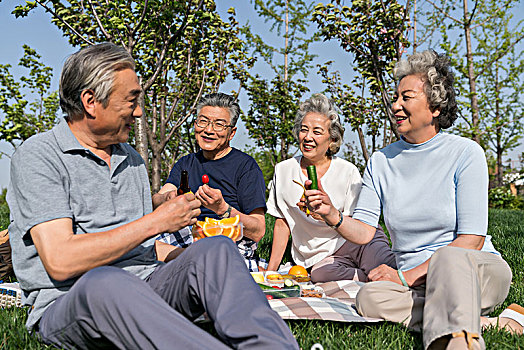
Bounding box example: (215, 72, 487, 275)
(368, 264, 404, 285)
(301, 179, 340, 225)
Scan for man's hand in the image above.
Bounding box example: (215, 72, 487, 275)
(195, 184, 228, 215)
(368, 264, 403, 285)
(153, 192, 201, 233)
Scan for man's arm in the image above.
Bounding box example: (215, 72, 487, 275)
(155, 240, 185, 262)
(31, 193, 200, 281)
(152, 183, 178, 209)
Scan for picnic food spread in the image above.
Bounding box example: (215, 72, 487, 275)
(254, 266, 323, 300)
(192, 215, 242, 242)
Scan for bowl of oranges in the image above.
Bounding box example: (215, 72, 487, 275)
(192, 215, 243, 242)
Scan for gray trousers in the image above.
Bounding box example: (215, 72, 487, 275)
(311, 226, 396, 283)
(355, 246, 512, 349)
(38, 236, 298, 350)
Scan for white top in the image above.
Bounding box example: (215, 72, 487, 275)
(353, 132, 499, 270)
(266, 156, 362, 267)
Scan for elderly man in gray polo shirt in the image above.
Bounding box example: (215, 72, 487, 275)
(7, 43, 298, 350)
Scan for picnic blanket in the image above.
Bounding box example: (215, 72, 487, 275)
(268, 280, 383, 323)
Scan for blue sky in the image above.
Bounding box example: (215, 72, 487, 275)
(1, 0, 522, 189)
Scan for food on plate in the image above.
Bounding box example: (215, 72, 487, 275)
(289, 265, 308, 277)
(250, 272, 265, 283)
(301, 289, 323, 298)
(266, 273, 284, 281)
(294, 276, 311, 283)
(202, 222, 223, 237)
(194, 216, 242, 241)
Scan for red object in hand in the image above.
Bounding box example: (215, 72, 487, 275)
(202, 174, 209, 184)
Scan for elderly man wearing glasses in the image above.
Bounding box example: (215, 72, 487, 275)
(152, 93, 267, 271)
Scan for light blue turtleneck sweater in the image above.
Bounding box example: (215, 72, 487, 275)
(353, 132, 499, 271)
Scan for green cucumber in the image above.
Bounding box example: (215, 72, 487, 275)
(306, 165, 318, 190)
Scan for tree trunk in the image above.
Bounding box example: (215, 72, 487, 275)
(463, 0, 481, 144)
(357, 126, 370, 163)
(136, 77, 149, 168)
(495, 67, 503, 187)
(151, 150, 162, 193)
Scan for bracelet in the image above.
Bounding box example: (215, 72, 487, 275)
(219, 204, 232, 219)
(326, 210, 343, 229)
(397, 270, 409, 287)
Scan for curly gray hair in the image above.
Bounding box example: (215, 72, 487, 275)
(394, 50, 458, 129)
(60, 43, 136, 119)
(292, 93, 344, 156)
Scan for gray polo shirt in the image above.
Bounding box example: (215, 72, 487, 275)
(7, 119, 159, 330)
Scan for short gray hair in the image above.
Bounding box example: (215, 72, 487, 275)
(394, 50, 458, 129)
(60, 42, 136, 119)
(293, 93, 344, 156)
(196, 93, 241, 126)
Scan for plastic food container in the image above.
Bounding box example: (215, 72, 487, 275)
(192, 220, 243, 242)
(300, 285, 325, 298)
(263, 286, 301, 299)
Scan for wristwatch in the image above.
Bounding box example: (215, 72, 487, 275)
(219, 204, 232, 219)
(326, 209, 344, 229)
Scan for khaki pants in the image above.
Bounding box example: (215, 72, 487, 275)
(355, 246, 512, 349)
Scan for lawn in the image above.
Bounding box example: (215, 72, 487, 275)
(0, 205, 523, 349)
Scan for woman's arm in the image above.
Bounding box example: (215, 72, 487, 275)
(267, 218, 291, 271)
(369, 234, 485, 286)
(303, 179, 376, 245)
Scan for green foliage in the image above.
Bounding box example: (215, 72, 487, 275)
(0, 45, 59, 156)
(242, 146, 282, 197)
(312, 0, 411, 160)
(12, 1, 253, 191)
(488, 187, 522, 209)
(421, 0, 523, 184)
(240, 0, 317, 165)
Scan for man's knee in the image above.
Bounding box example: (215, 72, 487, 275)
(73, 266, 135, 302)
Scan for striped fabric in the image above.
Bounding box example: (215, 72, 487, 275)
(268, 280, 383, 323)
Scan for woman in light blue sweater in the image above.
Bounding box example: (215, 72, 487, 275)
(302, 50, 522, 349)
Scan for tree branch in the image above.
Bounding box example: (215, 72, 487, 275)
(425, 0, 463, 25)
(143, 0, 205, 92)
(34, 0, 94, 45)
(86, 0, 112, 41)
(475, 32, 524, 80)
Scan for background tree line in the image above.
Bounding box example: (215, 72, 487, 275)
(1, 0, 523, 197)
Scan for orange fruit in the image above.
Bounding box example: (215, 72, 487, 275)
(222, 226, 235, 239)
(202, 222, 223, 237)
(219, 215, 240, 226)
(289, 265, 308, 277)
(195, 220, 205, 228)
(205, 217, 220, 225)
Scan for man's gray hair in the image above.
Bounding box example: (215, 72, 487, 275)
(292, 93, 344, 157)
(60, 42, 136, 119)
(196, 93, 241, 126)
(394, 50, 458, 129)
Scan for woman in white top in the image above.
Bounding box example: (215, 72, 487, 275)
(266, 94, 396, 282)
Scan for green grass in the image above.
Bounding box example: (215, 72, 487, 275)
(1, 205, 523, 349)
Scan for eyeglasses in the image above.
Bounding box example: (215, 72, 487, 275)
(194, 116, 233, 132)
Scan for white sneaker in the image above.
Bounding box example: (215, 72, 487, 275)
(0, 282, 22, 308)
